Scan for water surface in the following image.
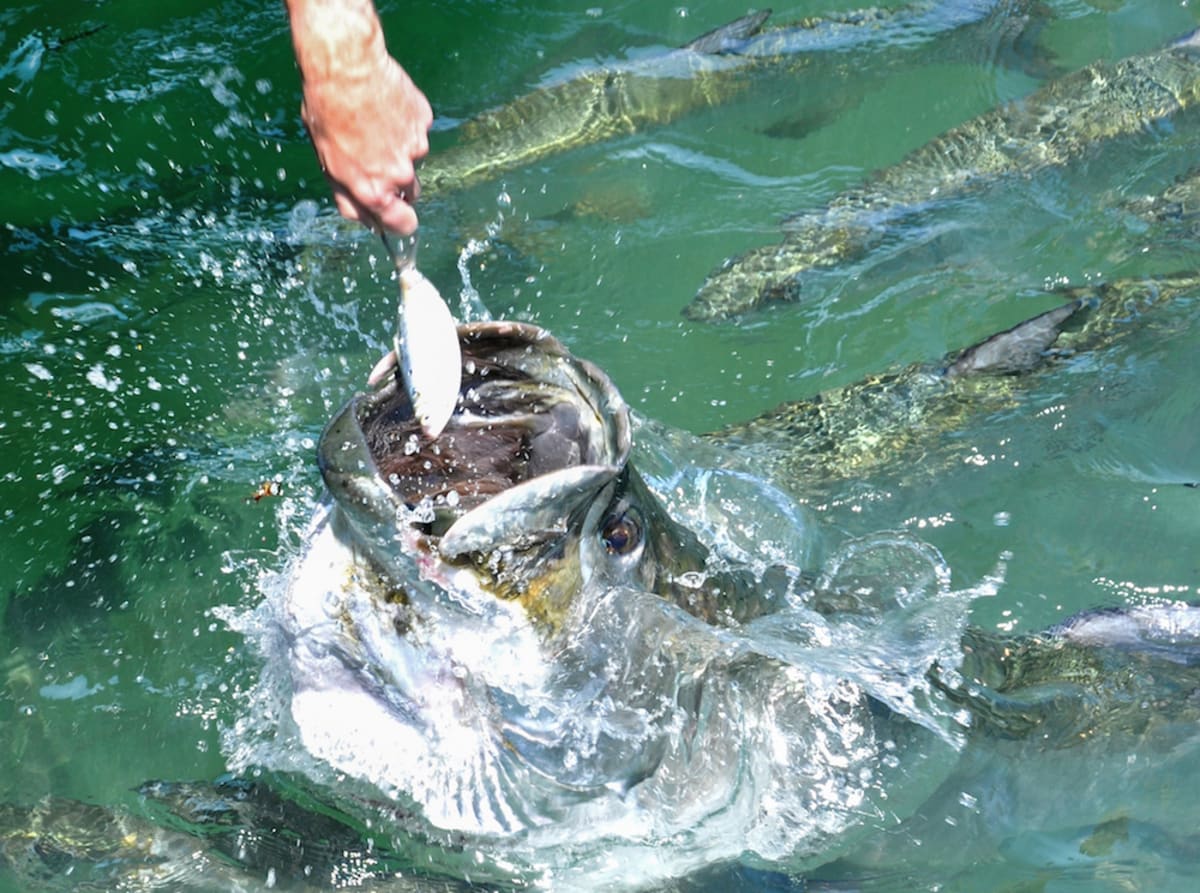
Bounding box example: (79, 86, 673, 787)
(2, 0, 1200, 890)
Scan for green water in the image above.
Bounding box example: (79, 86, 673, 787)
(2, 0, 1200, 889)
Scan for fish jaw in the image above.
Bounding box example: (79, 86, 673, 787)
(317, 320, 635, 631)
(282, 502, 569, 836)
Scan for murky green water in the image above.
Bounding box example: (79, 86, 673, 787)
(3, 0, 1200, 890)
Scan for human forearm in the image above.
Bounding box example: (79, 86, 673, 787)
(284, 0, 432, 234)
(285, 0, 387, 85)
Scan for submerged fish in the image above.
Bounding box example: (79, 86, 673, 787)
(4, 279, 1199, 890)
(686, 29, 1200, 320)
(420, 0, 1027, 196)
(712, 272, 1200, 497)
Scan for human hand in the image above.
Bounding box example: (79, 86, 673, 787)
(301, 53, 431, 234)
(287, 0, 432, 235)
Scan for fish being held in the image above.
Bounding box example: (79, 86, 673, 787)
(686, 28, 1200, 320)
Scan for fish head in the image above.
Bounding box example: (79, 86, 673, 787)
(288, 320, 755, 838)
(318, 320, 710, 632)
(287, 320, 896, 853)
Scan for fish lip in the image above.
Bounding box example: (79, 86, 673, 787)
(318, 320, 632, 561)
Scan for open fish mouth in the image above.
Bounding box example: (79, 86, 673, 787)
(290, 323, 669, 834)
(317, 321, 632, 607)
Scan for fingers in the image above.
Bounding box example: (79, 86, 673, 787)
(298, 54, 431, 235)
(331, 187, 365, 224)
(374, 189, 419, 235)
(330, 179, 420, 235)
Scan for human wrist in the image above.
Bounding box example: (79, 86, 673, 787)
(285, 0, 389, 85)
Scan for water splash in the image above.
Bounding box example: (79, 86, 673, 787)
(0, 33, 45, 88)
(455, 237, 494, 322)
(451, 187, 520, 322)
(215, 442, 1008, 891)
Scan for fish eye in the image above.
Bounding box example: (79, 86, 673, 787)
(601, 508, 643, 557)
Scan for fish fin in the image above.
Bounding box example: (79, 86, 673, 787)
(1171, 27, 1200, 53)
(683, 9, 772, 54)
(47, 23, 108, 52)
(944, 300, 1085, 378)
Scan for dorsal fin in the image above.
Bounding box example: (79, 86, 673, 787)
(1171, 27, 1200, 53)
(945, 301, 1084, 378)
(684, 10, 772, 54)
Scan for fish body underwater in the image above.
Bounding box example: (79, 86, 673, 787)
(420, 0, 1030, 197)
(686, 28, 1200, 320)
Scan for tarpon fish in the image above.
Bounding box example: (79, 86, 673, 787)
(276, 272, 1200, 883)
(419, 0, 1028, 196)
(5, 278, 1199, 890)
(712, 272, 1200, 498)
(686, 28, 1200, 320)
